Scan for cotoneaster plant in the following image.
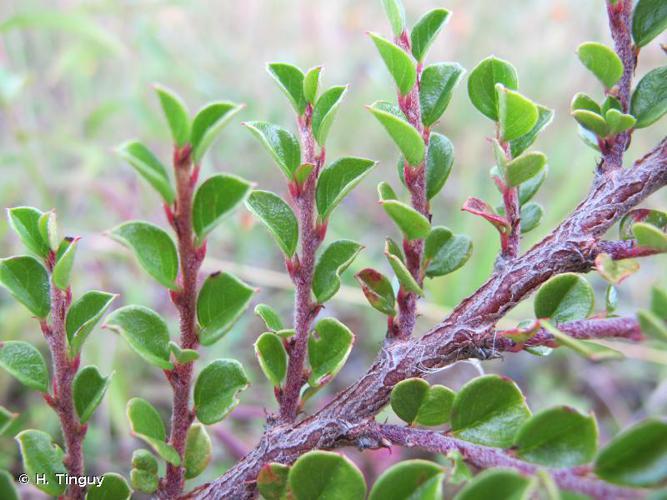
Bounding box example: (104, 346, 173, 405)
(0, 0, 666, 499)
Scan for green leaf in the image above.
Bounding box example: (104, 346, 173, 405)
(109, 221, 178, 290)
(369, 459, 444, 500)
(184, 423, 212, 479)
(381, 200, 431, 241)
(0, 341, 49, 392)
(633, 222, 667, 250)
(194, 359, 249, 424)
(312, 240, 364, 303)
(369, 32, 416, 95)
(446, 450, 473, 485)
(652, 286, 667, 321)
(390, 378, 455, 426)
(378, 180, 398, 201)
(116, 141, 175, 204)
(0, 255, 50, 317)
(303, 66, 322, 104)
(451, 374, 531, 447)
(126, 398, 180, 465)
(496, 84, 539, 142)
(605, 109, 636, 135)
(246, 190, 299, 257)
(38, 210, 58, 251)
(577, 124, 602, 151)
(571, 92, 601, 114)
(257, 463, 290, 500)
(255, 304, 284, 331)
(534, 273, 594, 323)
(572, 109, 608, 137)
(381, 0, 406, 36)
(355, 268, 396, 316)
(168, 341, 199, 364)
(316, 157, 376, 220)
(52, 237, 78, 290)
(255, 332, 288, 386)
(518, 167, 547, 205)
(504, 151, 546, 187)
(423, 227, 473, 278)
(385, 237, 405, 263)
(0, 406, 18, 435)
(103, 305, 173, 370)
(66, 290, 116, 356)
(510, 105, 554, 157)
(411, 9, 451, 62)
(308, 318, 354, 387)
(520, 202, 543, 233)
(420, 63, 464, 127)
(193, 174, 251, 240)
(467, 56, 518, 121)
(595, 253, 639, 285)
(632, 0, 667, 47)
(197, 272, 255, 346)
(454, 469, 532, 500)
(619, 208, 667, 240)
(368, 101, 424, 165)
(602, 95, 622, 114)
(576, 42, 623, 89)
(154, 84, 190, 147)
(131, 449, 158, 473)
(267, 63, 306, 115)
(86, 473, 131, 500)
(312, 85, 347, 145)
(73, 365, 112, 424)
(243, 121, 301, 179)
(542, 321, 624, 362)
(606, 284, 619, 314)
(514, 406, 598, 467)
(15, 430, 66, 496)
(7, 206, 50, 257)
(0, 470, 18, 500)
(595, 419, 667, 487)
(190, 101, 242, 162)
(425, 133, 454, 199)
(288, 451, 366, 500)
(638, 309, 667, 341)
(631, 66, 667, 129)
(130, 469, 158, 494)
(385, 243, 422, 296)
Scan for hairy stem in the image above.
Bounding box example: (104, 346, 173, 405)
(498, 137, 521, 260)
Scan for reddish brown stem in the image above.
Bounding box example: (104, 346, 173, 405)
(597, 239, 666, 259)
(497, 136, 521, 260)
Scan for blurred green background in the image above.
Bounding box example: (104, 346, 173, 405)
(1, 0, 665, 496)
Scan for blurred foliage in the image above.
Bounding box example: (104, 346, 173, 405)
(0, 0, 665, 494)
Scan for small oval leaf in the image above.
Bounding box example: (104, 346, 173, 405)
(246, 190, 299, 257)
(631, 66, 667, 129)
(66, 290, 116, 356)
(369, 32, 416, 95)
(126, 398, 180, 465)
(369, 459, 444, 500)
(184, 423, 212, 480)
(193, 173, 251, 240)
(154, 84, 190, 147)
(0, 341, 49, 392)
(0, 255, 51, 318)
(255, 332, 288, 387)
(534, 273, 594, 323)
(73, 365, 113, 424)
(316, 157, 376, 220)
(15, 430, 66, 496)
(312, 239, 364, 303)
(576, 42, 623, 89)
(194, 359, 249, 425)
(411, 9, 450, 62)
(312, 85, 347, 146)
(191, 101, 242, 162)
(267, 63, 306, 115)
(243, 121, 301, 179)
(467, 56, 518, 121)
(288, 451, 366, 500)
(116, 141, 175, 203)
(368, 102, 425, 165)
(308, 318, 354, 387)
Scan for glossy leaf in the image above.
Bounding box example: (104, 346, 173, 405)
(312, 85, 347, 145)
(381, 0, 406, 36)
(496, 84, 539, 142)
(382, 200, 431, 240)
(255, 332, 288, 386)
(197, 272, 255, 346)
(420, 63, 464, 127)
(425, 133, 454, 199)
(576, 42, 623, 89)
(246, 190, 299, 257)
(368, 101, 424, 165)
(15, 430, 66, 496)
(504, 151, 546, 187)
(595, 253, 639, 285)
(595, 419, 667, 487)
(631, 66, 667, 129)
(184, 423, 212, 479)
(534, 273, 594, 323)
(52, 237, 78, 290)
(510, 105, 554, 157)
(455, 469, 532, 500)
(116, 141, 175, 203)
(619, 209, 667, 240)
(451, 374, 531, 447)
(633, 222, 667, 250)
(385, 244, 423, 296)
(109, 221, 178, 289)
(369, 459, 444, 500)
(73, 365, 112, 423)
(126, 398, 180, 465)
(390, 378, 455, 426)
(86, 473, 131, 500)
(316, 157, 376, 220)
(571, 92, 602, 114)
(378, 180, 398, 201)
(267, 62, 306, 115)
(7, 206, 50, 257)
(194, 359, 249, 424)
(193, 174, 251, 240)
(312, 239, 364, 303)
(0, 341, 49, 392)
(515, 406, 598, 467)
(369, 32, 416, 95)
(423, 226, 473, 278)
(632, 0, 667, 47)
(572, 109, 608, 137)
(355, 268, 396, 316)
(411, 9, 451, 62)
(0, 255, 50, 317)
(303, 66, 322, 104)
(103, 305, 173, 370)
(467, 56, 518, 120)
(191, 101, 242, 162)
(243, 121, 301, 179)
(288, 450, 366, 500)
(605, 109, 636, 135)
(37, 210, 58, 251)
(66, 291, 116, 356)
(154, 84, 190, 147)
(308, 318, 354, 387)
